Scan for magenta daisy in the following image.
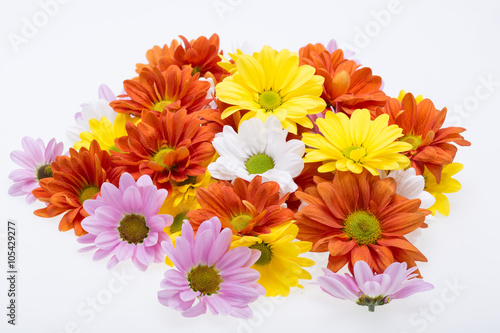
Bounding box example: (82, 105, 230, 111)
(78, 173, 172, 271)
(317, 260, 434, 312)
(9, 137, 64, 204)
(158, 217, 265, 318)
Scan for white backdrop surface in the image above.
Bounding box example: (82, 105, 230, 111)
(1, 0, 499, 332)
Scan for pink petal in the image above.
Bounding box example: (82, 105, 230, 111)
(205, 294, 231, 316)
(229, 306, 253, 319)
(181, 299, 207, 317)
(207, 228, 232, 265)
(172, 237, 193, 272)
(93, 248, 113, 261)
(317, 275, 359, 301)
(354, 260, 375, 287)
(181, 221, 195, 246)
(77, 233, 97, 244)
(193, 229, 214, 264)
(132, 255, 148, 271)
(122, 186, 142, 213)
(215, 247, 251, 272)
(147, 215, 167, 232)
(361, 281, 383, 298)
(115, 243, 135, 261)
(144, 232, 159, 247)
(106, 255, 120, 269)
(391, 279, 434, 299)
(98, 84, 116, 102)
(135, 244, 154, 265)
(95, 231, 120, 250)
(119, 173, 137, 192)
(179, 289, 198, 302)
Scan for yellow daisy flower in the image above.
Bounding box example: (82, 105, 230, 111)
(74, 114, 139, 151)
(398, 90, 423, 104)
(302, 109, 412, 175)
(231, 222, 315, 297)
(424, 163, 463, 216)
(215, 45, 326, 134)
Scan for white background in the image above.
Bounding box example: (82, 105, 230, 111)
(1, 0, 499, 332)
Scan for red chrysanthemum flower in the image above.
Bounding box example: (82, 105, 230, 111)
(110, 65, 210, 117)
(32, 141, 121, 236)
(187, 176, 294, 236)
(299, 43, 388, 116)
(135, 34, 228, 82)
(113, 109, 215, 192)
(294, 171, 429, 276)
(375, 93, 471, 182)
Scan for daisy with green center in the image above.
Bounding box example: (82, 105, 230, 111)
(215, 45, 326, 134)
(302, 109, 412, 175)
(207, 116, 305, 193)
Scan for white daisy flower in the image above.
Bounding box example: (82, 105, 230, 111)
(66, 84, 119, 145)
(380, 168, 436, 244)
(208, 116, 305, 193)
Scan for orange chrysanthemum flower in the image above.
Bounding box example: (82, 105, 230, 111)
(299, 43, 388, 116)
(376, 93, 471, 182)
(285, 162, 334, 213)
(135, 34, 227, 82)
(110, 65, 210, 117)
(198, 98, 246, 135)
(187, 176, 294, 236)
(32, 141, 120, 236)
(294, 171, 429, 275)
(113, 109, 215, 191)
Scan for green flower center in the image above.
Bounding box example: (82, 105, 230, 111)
(170, 212, 187, 234)
(152, 100, 172, 112)
(342, 146, 365, 161)
(400, 135, 422, 150)
(246, 154, 274, 174)
(191, 66, 201, 75)
(109, 145, 120, 152)
(343, 211, 381, 245)
(175, 175, 198, 187)
(79, 186, 100, 203)
(357, 295, 389, 312)
(36, 164, 53, 180)
(188, 265, 221, 295)
(118, 214, 149, 244)
(230, 214, 252, 231)
(153, 147, 174, 168)
(249, 242, 273, 266)
(258, 90, 282, 111)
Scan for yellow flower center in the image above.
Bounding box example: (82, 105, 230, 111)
(246, 154, 275, 174)
(188, 265, 221, 295)
(170, 212, 187, 234)
(230, 214, 252, 231)
(343, 211, 381, 245)
(153, 147, 174, 168)
(118, 214, 149, 244)
(258, 90, 282, 111)
(37, 164, 53, 180)
(400, 135, 422, 150)
(152, 100, 172, 112)
(79, 186, 100, 203)
(249, 242, 273, 266)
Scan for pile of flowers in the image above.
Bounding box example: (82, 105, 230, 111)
(9, 34, 470, 317)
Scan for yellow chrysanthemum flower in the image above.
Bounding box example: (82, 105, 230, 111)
(302, 109, 412, 175)
(215, 45, 326, 134)
(398, 90, 423, 104)
(231, 222, 315, 297)
(424, 163, 463, 216)
(74, 114, 139, 151)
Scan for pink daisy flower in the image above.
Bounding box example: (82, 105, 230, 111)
(9, 137, 64, 204)
(317, 260, 434, 312)
(158, 217, 265, 318)
(78, 173, 172, 271)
